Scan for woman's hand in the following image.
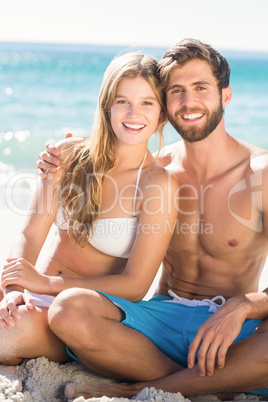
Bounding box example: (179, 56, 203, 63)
(1, 258, 49, 294)
(0, 290, 34, 327)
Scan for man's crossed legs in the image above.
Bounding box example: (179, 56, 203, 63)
(47, 288, 268, 399)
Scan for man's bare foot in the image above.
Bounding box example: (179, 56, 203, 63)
(65, 382, 141, 399)
(65, 382, 96, 399)
(0, 365, 17, 375)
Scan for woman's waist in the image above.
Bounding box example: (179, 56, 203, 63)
(41, 252, 126, 278)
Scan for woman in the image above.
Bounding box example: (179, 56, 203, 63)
(0, 52, 178, 365)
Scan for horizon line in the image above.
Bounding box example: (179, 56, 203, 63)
(1, 39, 268, 56)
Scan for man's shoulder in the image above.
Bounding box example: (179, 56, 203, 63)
(154, 141, 183, 167)
(240, 140, 268, 172)
(55, 136, 89, 165)
(235, 141, 268, 195)
(55, 136, 87, 152)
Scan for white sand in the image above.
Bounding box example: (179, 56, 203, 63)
(0, 356, 190, 401)
(0, 204, 267, 401)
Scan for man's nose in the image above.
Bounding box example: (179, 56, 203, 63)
(182, 90, 198, 106)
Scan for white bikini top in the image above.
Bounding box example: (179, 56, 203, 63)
(55, 152, 147, 258)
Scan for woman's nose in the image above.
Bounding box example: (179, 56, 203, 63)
(127, 103, 140, 117)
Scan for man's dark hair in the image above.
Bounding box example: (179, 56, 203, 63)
(159, 38, 231, 91)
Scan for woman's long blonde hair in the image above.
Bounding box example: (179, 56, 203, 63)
(59, 52, 167, 247)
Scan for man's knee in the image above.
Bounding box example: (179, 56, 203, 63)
(48, 289, 122, 324)
(48, 289, 123, 350)
(48, 289, 100, 337)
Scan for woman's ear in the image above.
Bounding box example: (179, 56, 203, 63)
(159, 109, 168, 125)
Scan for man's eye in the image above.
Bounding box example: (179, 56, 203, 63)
(197, 86, 206, 91)
(172, 89, 182, 94)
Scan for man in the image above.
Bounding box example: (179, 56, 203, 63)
(38, 39, 268, 399)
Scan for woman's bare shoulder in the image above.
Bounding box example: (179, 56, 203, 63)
(143, 155, 179, 191)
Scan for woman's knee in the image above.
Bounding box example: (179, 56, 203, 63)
(0, 305, 49, 364)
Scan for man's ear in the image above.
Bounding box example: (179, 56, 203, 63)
(222, 86, 232, 107)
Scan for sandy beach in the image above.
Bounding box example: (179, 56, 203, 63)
(0, 206, 268, 401)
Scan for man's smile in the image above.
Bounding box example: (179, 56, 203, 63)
(181, 113, 205, 121)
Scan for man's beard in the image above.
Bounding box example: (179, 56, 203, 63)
(168, 99, 224, 143)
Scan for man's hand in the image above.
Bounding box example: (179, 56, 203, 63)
(37, 133, 72, 179)
(1, 258, 48, 294)
(37, 143, 60, 179)
(187, 297, 249, 376)
(0, 290, 34, 327)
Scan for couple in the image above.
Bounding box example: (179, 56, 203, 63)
(1, 38, 268, 399)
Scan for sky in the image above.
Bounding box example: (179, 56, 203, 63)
(0, 0, 268, 52)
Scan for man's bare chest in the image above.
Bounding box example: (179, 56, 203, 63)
(169, 168, 264, 257)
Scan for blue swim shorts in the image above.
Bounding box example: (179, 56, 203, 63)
(67, 292, 268, 395)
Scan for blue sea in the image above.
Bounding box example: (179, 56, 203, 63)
(1, 41, 268, 188)
(1, 42, 268, 284)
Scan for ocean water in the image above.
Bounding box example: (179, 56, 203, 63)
(0, 42, 268, 208)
